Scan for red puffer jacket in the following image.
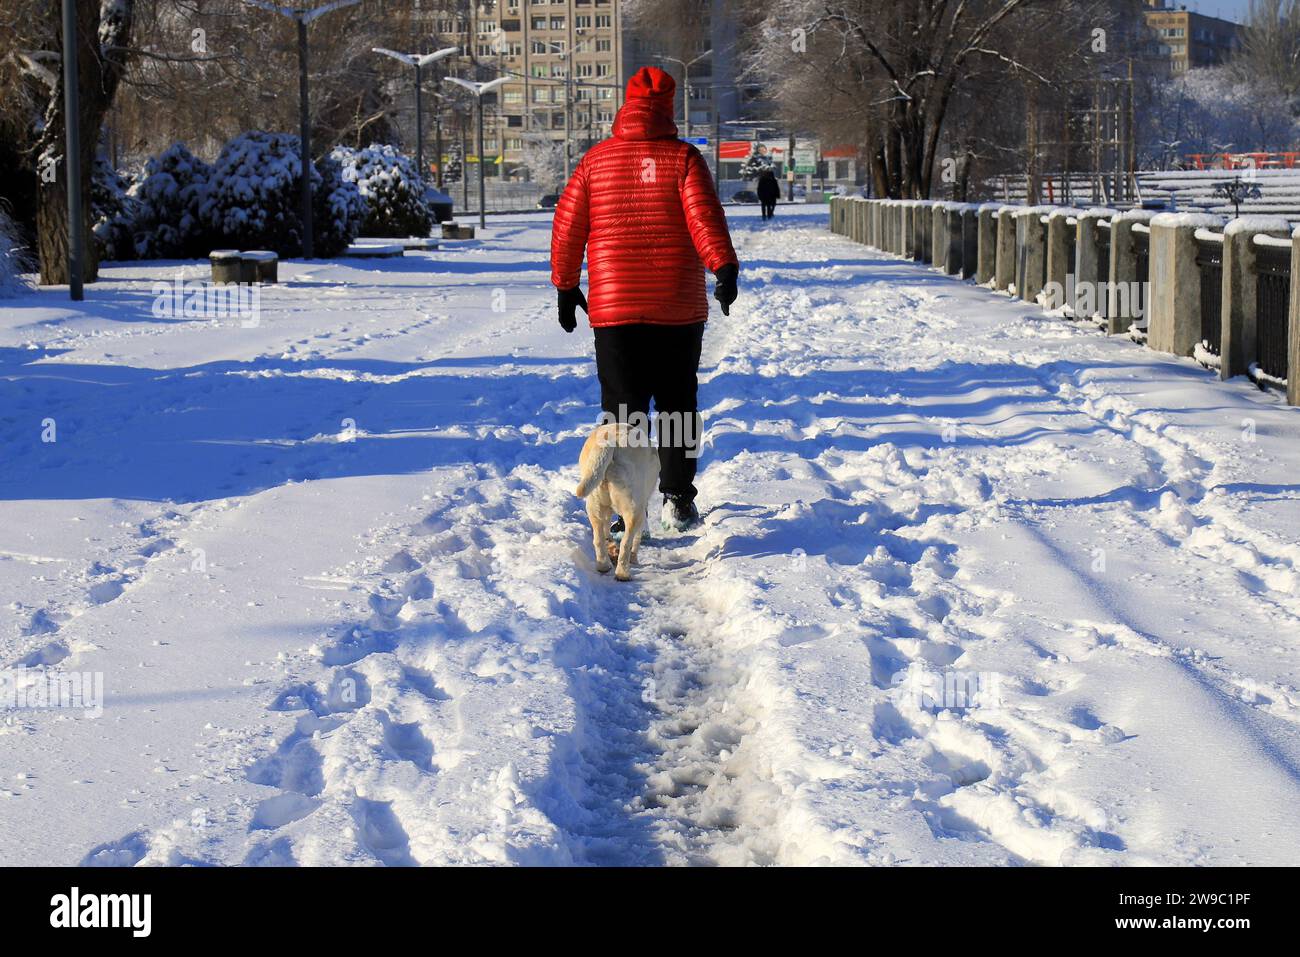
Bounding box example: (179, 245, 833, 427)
(550, 66, 738, 327)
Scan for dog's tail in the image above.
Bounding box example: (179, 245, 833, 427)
(575, 428, 617, 498)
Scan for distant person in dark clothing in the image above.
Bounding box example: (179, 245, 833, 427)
(756, 170, 781, 220)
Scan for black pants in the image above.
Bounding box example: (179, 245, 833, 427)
(593, 321, 704, 503)
(761, 200, 776, 220)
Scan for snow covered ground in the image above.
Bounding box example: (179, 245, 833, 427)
(3, 204, 1300, 866)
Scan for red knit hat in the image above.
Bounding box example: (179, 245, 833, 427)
(626, 65, 676, 101)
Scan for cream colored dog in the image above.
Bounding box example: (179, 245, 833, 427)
(574, 422, 658, 581)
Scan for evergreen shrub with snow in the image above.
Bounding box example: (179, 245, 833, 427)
(331, 143, 435, 238)
(91, 155, 139, 262)
(201, 131, 362, 257)
(313, 148, 367, 254)
(128, 143, 211, 259)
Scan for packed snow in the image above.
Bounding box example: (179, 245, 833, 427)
(2, 205, 1300, 866)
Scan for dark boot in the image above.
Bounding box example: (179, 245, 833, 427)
(661, 494, 700, 532)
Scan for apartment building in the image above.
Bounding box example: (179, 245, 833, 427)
(1143, 1, 1242, 74)
(414, 0, 625, 179)
(622, 0, 751, 142)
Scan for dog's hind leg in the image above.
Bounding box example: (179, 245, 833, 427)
(587, 498, 612, 574)
(625, 505, 647, 566)
(615, 507, 642, 582)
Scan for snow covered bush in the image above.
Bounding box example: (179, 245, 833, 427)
(0, 207, 31, 297)
(313, 148, 367, 254)
(202, 132, 362, 257)
(128, 143, 211, 259)
(330, 143, 435, 238)
(91, 156, 139, 262)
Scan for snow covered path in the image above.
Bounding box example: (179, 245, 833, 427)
(3, 205, 1300, 866)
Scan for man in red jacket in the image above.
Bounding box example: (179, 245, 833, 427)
(550, 65, 739, 532)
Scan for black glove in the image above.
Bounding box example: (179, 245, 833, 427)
(713, 263, 738, 316)
(557, 285, 587, 333)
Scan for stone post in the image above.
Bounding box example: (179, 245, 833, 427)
(1045, 209, 1082, 310)
(1220, 216, 1293, 379)
(976, 204, 999, 284)
(932, 203, 948, 268)
(917, 201, 932, 263)
(1146, 213, 1225, 357)
(1106, 209, 1156, 335)
(1073, 208, 1118, 321)
(1015, 207, 1049, 303)
(995, 206, 1017, 292)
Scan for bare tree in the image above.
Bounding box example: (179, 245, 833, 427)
(1231, 0, 1300, 112)
(519, 131, 566, 192)
(0, 0, 136, 284)
(738, 0, 1144, 199)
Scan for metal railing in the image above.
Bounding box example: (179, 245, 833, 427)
(1255, 240, 1292, 382)
(1195, 232, 1224, 356)
(1096, 221, 1111, 325)
(1132, 224, 1150, 326)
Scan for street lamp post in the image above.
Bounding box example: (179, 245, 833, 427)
(242, 0, 361, 259)
(655, 49, 711, 141)
(372, 47, 459, 183)
(442, 76, 510, 230)
(61, 0, 83, 301)
(432, 93, 445, 191)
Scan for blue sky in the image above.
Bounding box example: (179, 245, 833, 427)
(1178, 0, 1254, 23)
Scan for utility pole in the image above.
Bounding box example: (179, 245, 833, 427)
(713, 104, 721, 184)
(787, 131, 796, 201)
(415, 63, 423, 178)
(243, 0, 361, 259)
(460, 116, 469, 211)
(546, 39, 591, 184)
(1126, 60, 1137, 203)
(433, 94, 444, 190)
(61, 0, 83, 300)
